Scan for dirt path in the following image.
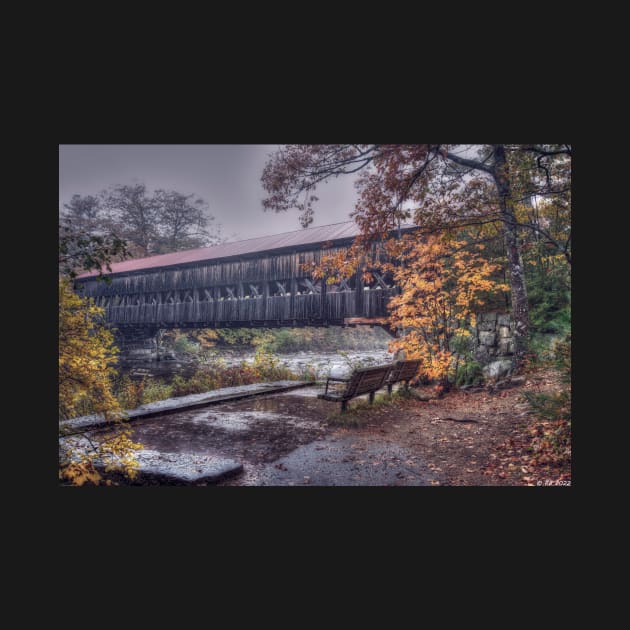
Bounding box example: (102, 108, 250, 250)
(217, 368, 569, 486)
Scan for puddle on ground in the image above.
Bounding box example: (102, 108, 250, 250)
(84, 390, 332, 463)
(73, 385, 437, 485)
(188, 409, 316, 431)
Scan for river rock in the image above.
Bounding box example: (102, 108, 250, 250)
(328, 364, 349, 378)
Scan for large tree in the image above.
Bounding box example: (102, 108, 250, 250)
(261, 144, 571, 368)
(63, 194, 103, 233)
(101, 183, 159, 257)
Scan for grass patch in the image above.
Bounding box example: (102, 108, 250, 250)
(72, 351, 313, 417)
(141, 379, 175, 404)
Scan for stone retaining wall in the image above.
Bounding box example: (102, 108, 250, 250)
(473, 312, 515, 364)
(472, 312, 515, 381)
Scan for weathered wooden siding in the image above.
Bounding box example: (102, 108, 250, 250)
(76, 244, 398, 328)
(103, 290, 396, 326)
(77, 247, 347, 298)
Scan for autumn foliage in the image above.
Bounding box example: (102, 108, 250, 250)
(59, 278, 142, 485)
(262, 144, 571, 368)
(386, 234, 507, 384)
(59, 278, 120, 420)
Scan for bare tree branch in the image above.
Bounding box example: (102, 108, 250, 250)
(445, 151, 494, 174)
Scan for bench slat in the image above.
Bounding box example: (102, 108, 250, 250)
(318, 360, 421, 412)
(388, 359, 421, 384)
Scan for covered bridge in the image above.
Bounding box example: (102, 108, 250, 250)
(75, 221, 415, 349)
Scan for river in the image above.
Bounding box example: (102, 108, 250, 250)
(118, 348, 395, 382)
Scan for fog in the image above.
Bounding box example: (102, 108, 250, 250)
(59, 144, 360, 242)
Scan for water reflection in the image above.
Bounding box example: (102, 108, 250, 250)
(115, 390, 329, 462)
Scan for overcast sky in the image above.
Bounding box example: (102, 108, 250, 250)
(59, 145, 360, 242)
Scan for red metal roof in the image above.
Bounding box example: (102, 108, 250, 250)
(76, 220, 418, 279)
(76, 221, 365, 279)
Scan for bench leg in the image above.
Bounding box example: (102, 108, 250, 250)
(341, 400, 347, 413)
(369, 391, 375, 404)
(387, 384, 392, 396)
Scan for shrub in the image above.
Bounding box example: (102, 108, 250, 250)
(141, 379, 174, 404)
(114, 375, 145, 410)
(167, 355, 298, 398)
(295, 362, 318, 381)
(173, 334, 200, 355)
(451, 334, 484, 387)
(454, 359, 484, 387)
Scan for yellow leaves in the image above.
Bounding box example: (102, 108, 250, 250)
(59, 278, 121, 421)
(387, 234, 507, 383)
(191, 329, 219, 349)
(59, 278, 142, 485)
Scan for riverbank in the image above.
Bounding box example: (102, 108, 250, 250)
(118, 349, 394, 382)
(60, 380, 315, 434)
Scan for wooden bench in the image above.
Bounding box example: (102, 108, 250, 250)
(386, 359, 422, 395)
(317, 364, 393, 412)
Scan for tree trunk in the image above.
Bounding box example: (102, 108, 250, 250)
(492, 145, 529, 370)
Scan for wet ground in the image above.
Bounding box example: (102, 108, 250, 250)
(60, 381, 311, 433)
(120, 390, 331, 465)
(220, 434, 435, 486)
(82, 385, 438, 486)
(73, 369, 566, 486)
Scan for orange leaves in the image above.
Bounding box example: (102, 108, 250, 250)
(388, 234, 507, 384)
(310, 248, 359, 283)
